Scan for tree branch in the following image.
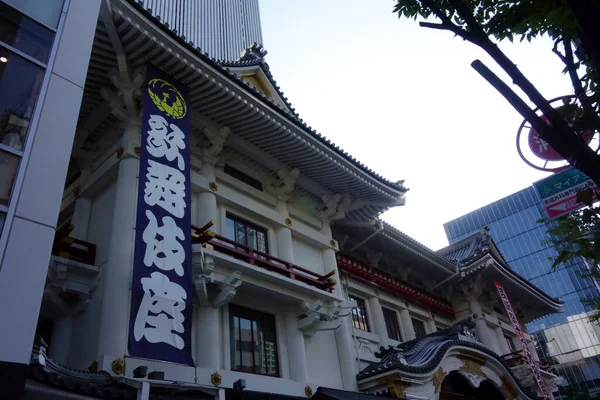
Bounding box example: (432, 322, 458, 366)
(560, 39, 586, 100)
(553, 38, 600, 132)
(448, 0, 600, 179)
(419, 21, 451, 31)
(471, 60, 547, 133)
(418, 0, 476, 43)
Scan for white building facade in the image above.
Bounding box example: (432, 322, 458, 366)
(0, 2, 565, 400)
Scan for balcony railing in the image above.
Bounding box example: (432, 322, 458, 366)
(502, 351, 554, 373)
(192, 221, 336, 293)
(337, 254, 454, 316)
(51, 222, 97, 265)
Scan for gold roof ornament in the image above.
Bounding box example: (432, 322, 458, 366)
(432, 367, 446, 394)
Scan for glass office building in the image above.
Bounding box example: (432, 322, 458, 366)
(444, 186, 600, 394)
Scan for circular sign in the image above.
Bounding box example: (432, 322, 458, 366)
(517, 95, 598, 172)
(527, 116, 564, 161)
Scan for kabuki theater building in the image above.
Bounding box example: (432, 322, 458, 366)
(0, 1, 567, 399)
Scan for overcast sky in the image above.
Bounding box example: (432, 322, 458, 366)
(259, 0, 574, 250)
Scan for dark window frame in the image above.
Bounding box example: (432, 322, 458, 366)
(225, 213, 269, 254)
(382, 307, 403, 341)
(505, 334, 517, 353)
(349, 296, 370, 332)
(0, 1, 56, 64)
(229, 304, 279, 377)
(224, 164, 263, 192)
(412, 317, 427, 339)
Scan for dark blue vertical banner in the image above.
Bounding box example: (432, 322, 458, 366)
(129, 64, 194, 365)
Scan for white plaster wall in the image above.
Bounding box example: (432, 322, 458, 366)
(68, 181, 115, 369)
(68, 265, 106, 369)
(293, 238, 326, 275)
(305, 330, 343, 389)
(87, 182, 116, 266)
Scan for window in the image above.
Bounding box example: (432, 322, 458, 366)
(230, 304, 279, 376)
(505, 335, 517, 353)
(349, 296, 369, 331)
(0, 149, 20, 206)
(412, 318, 427, 339)
(225, 215, 268, 253)
(383, 308, 402, 341)
(224, 165, 263, 191)
(0, 2, 55, 63)
(2, 0, 64, 30)
(0, 3, 52, 238)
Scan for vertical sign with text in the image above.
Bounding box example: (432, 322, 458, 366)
(494, 281, 551, 400)
(533, 167, 599, 220)
(128, 64, 194, 365)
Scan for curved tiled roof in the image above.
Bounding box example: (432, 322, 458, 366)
(357, 318, 539, 399)
(381, 221, 455, 270)
(436, 230, 563, 306)
(126, 0, 407, 194)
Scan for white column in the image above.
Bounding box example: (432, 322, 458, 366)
(399, 309, 416, 341)
(197, 192, 218, 233)
(321, 223, 358, 390)
(196, 162, 221, 370)
(427, 319, 438, 334)
(96, 121, 140, 368)
(285, 311, 308, 382)
(137, 381, 150, 400)
(528, 339, 540, 362)
(196, 306, 221, 369)
(368, 297, 389, 347)
(49, 316, 73, 365)
(523, 327, 541, 361)
(468, 298, 497, 351)
(495, 326, 511, 355)
(488, 325, 503, 355)
(70, 196, 92, 240)
(197, 163, 219, 233)
(276, 227, 294, 262)
(275, 201, 294, 262)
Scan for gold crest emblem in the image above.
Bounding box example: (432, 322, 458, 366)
(111, 357, 126, 375)
(147, 78, 187, 119)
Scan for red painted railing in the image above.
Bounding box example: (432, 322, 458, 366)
(192, 222, 336, 293)
(336, 254, 454, 316)
(52, 223, 97, 265)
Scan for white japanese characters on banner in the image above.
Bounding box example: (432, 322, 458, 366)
(128, 64, 194, 365)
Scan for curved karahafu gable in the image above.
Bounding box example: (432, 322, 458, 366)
(436, 230, 563, 322)
(356, 318, 558, 400)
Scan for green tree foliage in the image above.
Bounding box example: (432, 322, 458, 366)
(393, 0, 600, 186)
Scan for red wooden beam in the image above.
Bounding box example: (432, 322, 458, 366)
(337, 254, 454, 316)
